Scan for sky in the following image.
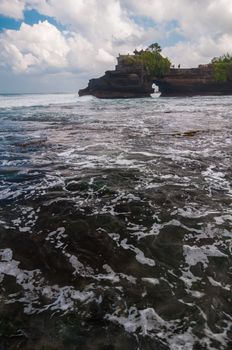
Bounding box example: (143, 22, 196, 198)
(1, 0, 232, 93)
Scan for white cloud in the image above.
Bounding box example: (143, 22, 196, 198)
(0, 0, 143, 75)
(124, 0, 232, 38)
(2, 0, 232, 90)
(123, 0, 232, 67)
(163, 33, 232, 68)
(0, 20, 117, 74)
(96, 49, 115, 64)
(0, 0, 25, 19)
(0, 21, 69, 72)
(29, 1, 232, 63)
(25, 0, 142, 40)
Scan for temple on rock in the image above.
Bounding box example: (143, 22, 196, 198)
(79, 54, 153, 98)
(79, 53, 232, 98)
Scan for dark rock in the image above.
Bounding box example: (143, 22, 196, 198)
(79, 56, 232, 98)
(79, 56, 154, 99)
(154, 65, 232, 96)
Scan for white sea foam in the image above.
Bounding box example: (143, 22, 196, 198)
(120, 239, 155, 267)
(0, 93, 77, 108)
(142, 278, 160, 286)
(183, 244, 227, 268)
(106, 306, 165, 335)
(208, 276, 230, 291)
(0, 248, 95, 314)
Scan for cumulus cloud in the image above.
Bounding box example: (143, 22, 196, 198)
(31, 0, 141, 39)
(0, 21, 69, 72)
(123, 0, 232, 66)
(1, 0, 232, 90)
(163, 33, 232, 68)
(0, 0, 25, 19)
(0, 0, 143, 75)
(125, 0, 232, 38)
(0, 20, 119, 74)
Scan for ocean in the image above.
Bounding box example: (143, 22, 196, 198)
(0, 93, 232, 349)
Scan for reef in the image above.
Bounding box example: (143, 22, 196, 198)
(78, 56, 232, 98)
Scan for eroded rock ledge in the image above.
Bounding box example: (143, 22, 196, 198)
(79, 56, 154, 98)
(155, 65, 232, 97)
(78, 55, 232, 98)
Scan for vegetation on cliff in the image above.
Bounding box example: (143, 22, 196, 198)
(122, 43, 171, 78)
(212, 54, 232, 82)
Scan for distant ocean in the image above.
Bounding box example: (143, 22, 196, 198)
(0, 93, 232, 349)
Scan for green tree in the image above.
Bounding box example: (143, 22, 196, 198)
(212, 54, 232, 82)
(123, 43, 171, 77)
(146, 43, 162, 53)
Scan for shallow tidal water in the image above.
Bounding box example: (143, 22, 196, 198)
(0, 93, 232, 350)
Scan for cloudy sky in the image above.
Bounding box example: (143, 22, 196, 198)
(1, 0, 232, 93)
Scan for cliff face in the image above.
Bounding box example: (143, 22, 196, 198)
(155, 65, 232, 96)
(79, 57, 232, 98)
(79, 56, 154, 98)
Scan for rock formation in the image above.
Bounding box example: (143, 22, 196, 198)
(79, 55, 154, 98)
(155, 65, 232, 96)
(79, 56, 232, 98)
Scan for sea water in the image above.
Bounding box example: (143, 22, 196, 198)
(0, 93, 232, 349)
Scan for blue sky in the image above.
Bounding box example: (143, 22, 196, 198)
(0, 0, 232, 93)
(0, 9, 65, 32)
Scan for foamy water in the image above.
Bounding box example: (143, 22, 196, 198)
(0, 94, 232, 349)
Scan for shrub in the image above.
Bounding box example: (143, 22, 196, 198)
(122, 44, 171, 77)
(212, 54, 232, 82)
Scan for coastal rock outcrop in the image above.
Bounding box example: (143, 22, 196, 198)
(79, 56, 232, 98)
(79, 56, 154, 98)
(155, 65, 232, 96)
